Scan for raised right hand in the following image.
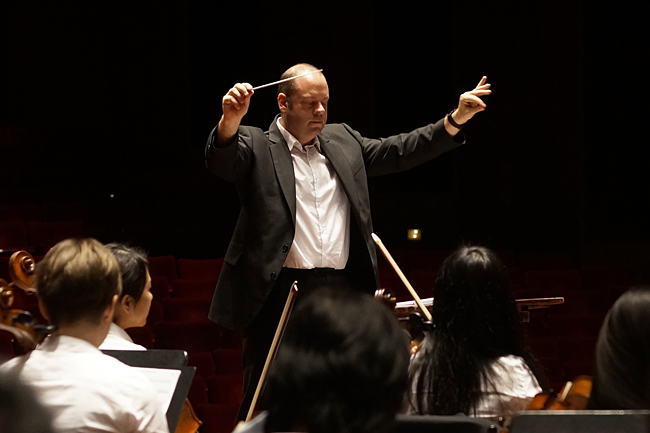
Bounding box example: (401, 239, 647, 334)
(222, 83, 254, 123)
(218, 83, 254, 142)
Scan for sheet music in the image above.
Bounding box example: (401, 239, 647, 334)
(135, 367, 182, 412)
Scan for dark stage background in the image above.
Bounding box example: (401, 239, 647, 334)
(2, 1, 649, 265)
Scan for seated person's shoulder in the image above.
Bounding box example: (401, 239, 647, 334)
(490, 355, 540, 396)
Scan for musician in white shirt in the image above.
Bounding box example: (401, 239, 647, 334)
(407, 245, 545, 426)
(0, 238, 169, 433)
(99, 243, 152, 352)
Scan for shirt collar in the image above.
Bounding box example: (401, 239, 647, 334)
(276, 117, 321, 152)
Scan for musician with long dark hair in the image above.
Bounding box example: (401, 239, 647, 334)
(588, 286, 650, 410)
(408, 245, 546, 424)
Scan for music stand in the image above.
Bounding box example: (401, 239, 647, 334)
(102, 349, 195, 431)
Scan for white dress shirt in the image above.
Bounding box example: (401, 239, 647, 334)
(0, 334, 169, 433)
(277, 118, 350, 269)
(100, 323, 147, 351)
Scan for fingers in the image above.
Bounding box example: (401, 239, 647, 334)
(460, 93, 487, 109)
(476, 76, 488, 88)
(223, 83, 254, 110)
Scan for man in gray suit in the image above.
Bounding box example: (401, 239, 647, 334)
(205, 63, 491, 420)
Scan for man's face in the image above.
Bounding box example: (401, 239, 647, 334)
(279, 73, 329, 145)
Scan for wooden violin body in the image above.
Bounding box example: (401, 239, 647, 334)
(528, 376, 592, 411)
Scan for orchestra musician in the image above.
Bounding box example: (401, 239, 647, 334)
(0, 238, 169, 433)
(588, 286, 650, 410)
(206, 62, 491, 420)
(407, 245, 546, 425)
(233, 287, 410, 433)
(99, 243, 152, 351)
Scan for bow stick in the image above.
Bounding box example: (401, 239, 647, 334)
(371, 233, 432, 322)
(246, 281, 299, 422)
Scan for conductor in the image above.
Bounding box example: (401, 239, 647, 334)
(205, 63, 491, 420)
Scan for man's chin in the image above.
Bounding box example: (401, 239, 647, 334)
(309, 122, 325, 133)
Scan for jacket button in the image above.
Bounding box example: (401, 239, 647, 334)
(282, 245, 289, 253)
(270, 272, 276, 280)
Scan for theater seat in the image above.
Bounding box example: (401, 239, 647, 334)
(153, 321, 221, 352)
(147, 300, 163, 325)
(150, 276, 171, 300)
(188, 375, 209, 407)
(125, 325, 155, 349)
(212, 348, 243, 375)
(176, 258, 223, 282)
(188, 351, 216, 377)
(194, 403, 239, 433)
(171, 279, 215, 299)
(219, 328, 243, 349)
(162, 298, 211, 323)
(147, 255, 178, 282)
(205, 375, 244, 405)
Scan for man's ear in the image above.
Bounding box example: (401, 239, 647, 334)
(38, 298, 50, 322)
(103, 294, 119, 323)
(278, 93, 288, 113)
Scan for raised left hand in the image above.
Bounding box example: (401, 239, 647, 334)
(452, 76, 491, 125)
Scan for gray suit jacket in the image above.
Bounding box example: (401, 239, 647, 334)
(205, 116, 463, 330)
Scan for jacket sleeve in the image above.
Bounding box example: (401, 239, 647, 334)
(342, 118, 465, 177)
(205, 125, 254, 184)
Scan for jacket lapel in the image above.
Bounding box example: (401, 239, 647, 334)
(268, 119, 297, 224)
(320, 137, 360, 212)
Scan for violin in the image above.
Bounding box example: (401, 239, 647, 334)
(528, 376, 592, 411)
(0, 251, 54, 353)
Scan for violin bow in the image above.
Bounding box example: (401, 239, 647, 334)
(246, 281, 299, 422)
(371, 233, 432, 322)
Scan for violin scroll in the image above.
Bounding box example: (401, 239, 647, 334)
(9, 251, 37, 292)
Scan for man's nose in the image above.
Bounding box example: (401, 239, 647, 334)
(314, 102, 326, 114)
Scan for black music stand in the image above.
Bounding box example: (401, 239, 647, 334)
(510, 410, 650, 433)
(102, 349, 195, 432)
(391, 414, 499, 433)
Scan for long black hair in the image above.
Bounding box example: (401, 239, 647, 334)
(409, 245, 546, 415)
(588, 286, 650, 410)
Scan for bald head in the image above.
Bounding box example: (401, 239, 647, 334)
(277, 63, 324, 100)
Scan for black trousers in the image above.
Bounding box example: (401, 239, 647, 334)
(236, 267, 354, 422)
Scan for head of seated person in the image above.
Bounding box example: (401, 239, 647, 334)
(589, 285, 650, 410)
(104, 243, 152, 330)
(408, 245, 545, 418)
(36, 238, 121, 347)
(263, 287, 410, 433)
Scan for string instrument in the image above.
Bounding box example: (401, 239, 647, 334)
(175, 400, 201, 433)
(0, 251, 52, 353)
(246, 281, 299, 422)
(370, 233, 565, 353)
(528, 376, 592, 411)
(2, 250, 201, 433)
(371, 234, 437, 354)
